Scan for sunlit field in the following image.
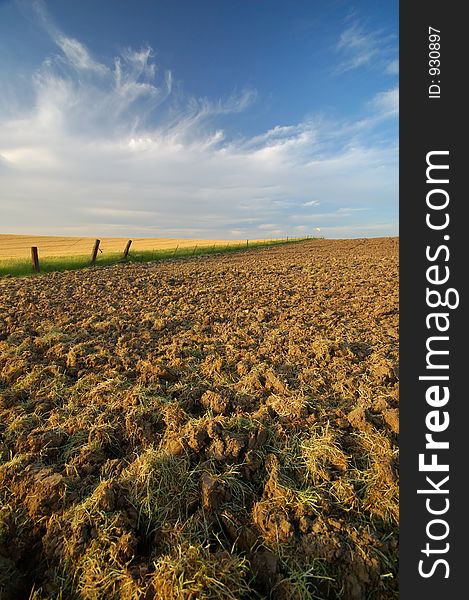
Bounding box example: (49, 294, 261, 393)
(0, 235, 248, 259)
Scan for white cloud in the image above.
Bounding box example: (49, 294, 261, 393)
(370, 87, 399, 116)
(337, 23, 379, 71)
(336, 21, 397, 75)
(258, 223, 278, 230)
(385, 59, 399, 75)
(56, 35, 108, 74)
(0, 14, 398, 239)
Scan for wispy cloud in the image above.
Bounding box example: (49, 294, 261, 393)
(337, 23, 379, 71)
(369, 87, 399, 117)
(385, 59, 399, 75)
(0, 6, 398, 239)
(55, 35, 108, 74)
(336, 21, 397, 75)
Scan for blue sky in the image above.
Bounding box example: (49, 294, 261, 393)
(0, 0, 398, 239)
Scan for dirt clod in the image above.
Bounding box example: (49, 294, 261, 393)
(0, 238, 399, 599)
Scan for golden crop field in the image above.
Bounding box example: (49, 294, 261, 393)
(0, 235, 244, 259)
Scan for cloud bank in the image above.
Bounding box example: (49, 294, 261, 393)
(0, 9, 398, 239)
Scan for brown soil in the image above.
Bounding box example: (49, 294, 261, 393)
(0, 238, 399, 599)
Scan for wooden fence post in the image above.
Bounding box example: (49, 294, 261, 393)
(246, 239, 249, 247)
(123, 240, 132, 259)
(31, 247, 40, 272)
(90, 239, 100, 265)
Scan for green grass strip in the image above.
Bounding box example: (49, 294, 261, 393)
(0, 237, 318, 279)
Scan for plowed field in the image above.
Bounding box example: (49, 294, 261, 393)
(0, 237, 399, 599)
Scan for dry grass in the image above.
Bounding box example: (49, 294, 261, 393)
(0, 238, 399, 599)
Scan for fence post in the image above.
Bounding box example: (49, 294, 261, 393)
(90, 239, 100, 265)
(123, 240, 132, 259)
(31, 247, 40, 272)
(246, 239, 249, 247)
(192, 245, 198, 256)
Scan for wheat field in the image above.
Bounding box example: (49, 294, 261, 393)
(0, 235, 250, 259)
